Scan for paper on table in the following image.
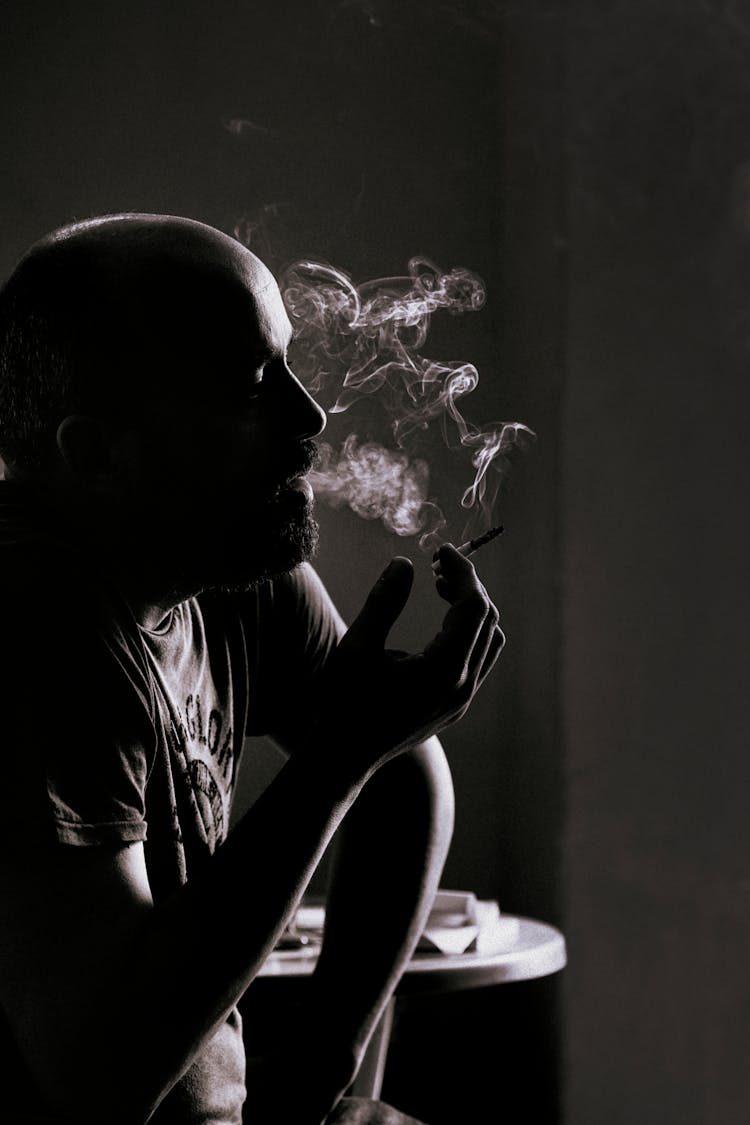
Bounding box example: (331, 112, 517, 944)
(474, 900, 521, 954)
(295, 902, 325, 935)
(289, 891, 521, 957)
(417, 893, 521, 955)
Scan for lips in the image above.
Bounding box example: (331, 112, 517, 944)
(265, 441, 318, 506)
(275, 439, 319, 490)
(287, 476, 314, 502)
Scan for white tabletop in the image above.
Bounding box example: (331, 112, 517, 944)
(258, 916, 566, 995)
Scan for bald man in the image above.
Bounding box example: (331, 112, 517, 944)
(0, 215, 504, 1125)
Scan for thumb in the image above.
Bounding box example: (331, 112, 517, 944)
(345, 556, 414, 649)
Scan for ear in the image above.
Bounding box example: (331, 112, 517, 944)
(55, 414, 126, 490)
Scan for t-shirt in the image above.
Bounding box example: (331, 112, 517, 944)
(0, 482, 344, 1124)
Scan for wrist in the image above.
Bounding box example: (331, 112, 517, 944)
(302, 722, 380, 793)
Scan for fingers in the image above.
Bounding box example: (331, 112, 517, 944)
(344, 556, 414, 649)
(446, 619, 505, 728)
(470, 613, 506, 688)
(423, 544, 502, 688)
(461, 585, 504, 690)
(432, 543, 483, 604)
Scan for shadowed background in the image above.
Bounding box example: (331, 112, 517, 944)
(2, 2, 749, 1122)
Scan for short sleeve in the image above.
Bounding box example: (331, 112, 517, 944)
(241, 562, 346, 752)
(0, 559, 156, 850)
(43, 666, 152, 848)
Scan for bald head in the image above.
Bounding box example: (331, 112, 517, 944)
(0, 212, 327, 591)
(0, 213, 289, 473)
(38, 212, 276, 300)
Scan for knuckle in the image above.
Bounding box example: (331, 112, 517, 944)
(451, 664, 471, 693)
(447, 658, 472, 694)
(463, 556, 478, 577)
(454, 665, 475, 698)
(466, 589, 489, 616)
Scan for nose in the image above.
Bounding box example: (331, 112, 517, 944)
(278, 364, 327, 440)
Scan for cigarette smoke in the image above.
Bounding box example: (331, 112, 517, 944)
(222, 118, 272, 136)
(312, 435, 442, 538)
(280, 256, 534, 550)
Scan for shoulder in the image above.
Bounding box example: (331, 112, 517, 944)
(205, 563, 344, 634)
(272, 561, 341, 611)
(0, 495, 154, 729)
(232, 565, 347, 741)
(259, 564, 347, 647)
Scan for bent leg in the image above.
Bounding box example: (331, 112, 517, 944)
(242, 738, 453, 1125)
(311, 737, 454, 1095)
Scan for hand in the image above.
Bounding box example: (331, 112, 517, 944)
(315, 543, 505, 778)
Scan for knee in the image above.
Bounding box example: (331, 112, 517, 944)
(403, 736, 455, 834)
(362, 736, 455, 857)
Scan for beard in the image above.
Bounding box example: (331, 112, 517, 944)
(211, 488, 320, 594)
(136, 440, 322, 599)
(200, 440, 322, 594)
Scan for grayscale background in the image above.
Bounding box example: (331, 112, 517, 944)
(2, 2, 749, 1122)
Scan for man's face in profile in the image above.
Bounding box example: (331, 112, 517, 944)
(108, 230, 327, 594)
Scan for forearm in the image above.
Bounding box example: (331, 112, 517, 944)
(146, 753, 370, 1103)
(32, 744, 368, 1124)
(159, 739, 452, 1078)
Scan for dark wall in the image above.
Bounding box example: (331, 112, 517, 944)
(1, 3, 564, 1121)
(563, 4, 750, 1123)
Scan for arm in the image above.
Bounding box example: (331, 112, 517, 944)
(0, 745, 367, 1125)
(0, 545, 501, 1124)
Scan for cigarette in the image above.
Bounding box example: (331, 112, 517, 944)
(432, 524, 504, 573)
(456, 523, 505, 556)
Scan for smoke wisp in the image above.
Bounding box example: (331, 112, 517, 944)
(280, 256, 534, 550)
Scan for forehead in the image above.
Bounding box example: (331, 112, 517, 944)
(232, 252, 293, 356)
(98, 232, 294, 408)
(140, 234, 293, 380)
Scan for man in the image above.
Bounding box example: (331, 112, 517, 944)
(0, 214, 504, 1125)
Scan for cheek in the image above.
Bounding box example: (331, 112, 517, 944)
(208, 421, 278, 492)
(150, 444, 203, 496)
(121, 430, 201, 514)
(130, 415, 277, 509)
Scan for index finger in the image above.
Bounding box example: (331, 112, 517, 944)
(432, 543, 483, 598)
(422, 546, 494, 681)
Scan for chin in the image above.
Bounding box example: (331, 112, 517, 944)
(208, 508, 320, 594)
